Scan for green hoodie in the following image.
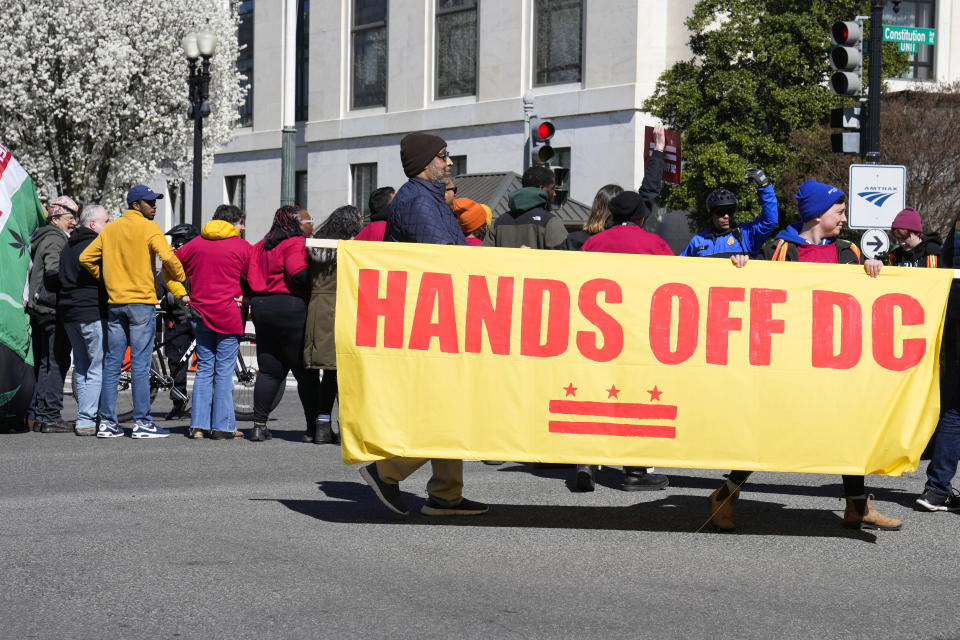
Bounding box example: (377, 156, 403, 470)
(482, 187, 568, 249)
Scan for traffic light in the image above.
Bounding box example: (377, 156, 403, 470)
(530, 117, 555, 165)
(829, 20, 863, 96)
(830, 106, 861, 154)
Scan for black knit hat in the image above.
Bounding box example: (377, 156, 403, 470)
(608, 192, 649, 224)
(401, 132, 447, 178)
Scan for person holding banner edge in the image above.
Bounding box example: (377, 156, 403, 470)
(359, 132, 488, 517)
(709, 179, 901, 532)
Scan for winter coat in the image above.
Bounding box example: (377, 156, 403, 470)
(354, 220, 386, 242)
(303, 253, 337, 370)
(580, 223, 674, 256)
(888, 232, 942, 268)
(78, 209, 184, 305)
(681, 183, 779, 258)
(481, 187, 568, 249)
(165, 220, 253, 335)
(27, 224, 69, 317)
(761, 224, 863, 264)
(246, 235, 309, 298)
(58, 226, 106, 323)
(383, 178, 466, 245)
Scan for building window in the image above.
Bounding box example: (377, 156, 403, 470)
(351, 163, 378, 217)
(295, 171, 308, 209)
(352, 0, 388, 108)
(226, 175, 246, 212)
(295, 0, 309, 121)
(883, 1, 935, 80)
(450, 155, 468, 177)
(237, 0, 254, 127)
(534, 0, 583, 86)
(436, 0, 477, 98)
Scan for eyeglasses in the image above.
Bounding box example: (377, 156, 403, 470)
(299, 218, 316, 225)
(141, 199, 157, 208)
(436, 151, 451, 161)
(52, 213, 76, 221)
(445, 185, 457, 194)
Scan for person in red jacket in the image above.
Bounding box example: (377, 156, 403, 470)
(579, 190, 672, 491)
(245, 205, 319, 441)
(580, 191, 674, 256)
(166, 205, 252, 439)
(354, 186, 394, 242)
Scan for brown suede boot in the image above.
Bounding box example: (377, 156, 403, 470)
(709, 485, 739, 531)
(843, 495, 902, 531)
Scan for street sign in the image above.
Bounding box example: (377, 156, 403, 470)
(860, 228, 890, 260)
(882, 25, 936, 46)
(899, 42, 918, 53)
(643, 126, 682, 185)
(848, 164, 907, 229)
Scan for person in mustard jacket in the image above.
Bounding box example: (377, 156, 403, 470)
(79, 185, 185, 439)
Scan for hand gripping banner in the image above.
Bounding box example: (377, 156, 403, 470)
(334, 241, 952, 476)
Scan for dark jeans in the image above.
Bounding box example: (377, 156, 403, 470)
(318, 369, 338, 415)
(163, 318, 193, 402)
(925, 408, 960, 495)
(250, 294, 319, 428)
(727, 470, 865, 496)
(30, 315, 71, 422)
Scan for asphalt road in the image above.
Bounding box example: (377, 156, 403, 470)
(2, 391, 959, 640)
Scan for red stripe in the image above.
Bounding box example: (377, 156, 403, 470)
(549, 421, 676, 439)
(549, 399, 677, 420)
(0, 145, 11, 181)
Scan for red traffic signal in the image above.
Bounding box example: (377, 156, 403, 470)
(831, 21, 861, 46)
(533, 120, 555, 143)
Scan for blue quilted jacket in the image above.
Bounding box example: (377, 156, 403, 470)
(383, 178, 466, 246)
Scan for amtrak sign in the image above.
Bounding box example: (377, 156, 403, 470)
(848, 164, 907, 229)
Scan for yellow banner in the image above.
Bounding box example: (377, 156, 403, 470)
(335, 241, 952, 476)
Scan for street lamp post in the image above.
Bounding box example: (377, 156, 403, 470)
(182, 30, 218, 228)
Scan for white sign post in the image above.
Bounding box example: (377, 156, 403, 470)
(848, 164, 907, 229)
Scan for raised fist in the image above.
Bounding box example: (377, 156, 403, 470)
(744, 168, 770, 188)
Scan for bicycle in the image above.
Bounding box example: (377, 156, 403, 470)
(73, 311, 260, 423)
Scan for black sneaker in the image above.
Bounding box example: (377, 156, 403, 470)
(39, 420, 75, 433)
(165, 400, 187, 421)
(420, 496, 488, 516)
(916, 488, 960, 512)
(575, 465, 597, 492)
(622, 467, 669, 491)
(359, 463, 409, 515)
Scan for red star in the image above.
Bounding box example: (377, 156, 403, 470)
(647, 386, 663, 402)
(606, 384, 620, 399)
(563, 383, 577, 397)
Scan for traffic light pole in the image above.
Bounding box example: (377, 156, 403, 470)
(522, 92, 534, 171)
(865, 0, 885, 164)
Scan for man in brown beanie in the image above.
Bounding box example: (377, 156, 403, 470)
(360, 131, 488, 517)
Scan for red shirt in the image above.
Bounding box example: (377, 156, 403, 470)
(797, 243, 839, 264)
(246, 236, 308, 297)
(354, 221, 386, 242)
(176, 229, 252, 335)
(580, 224, 674, 256)
(465, 237, 483, 247)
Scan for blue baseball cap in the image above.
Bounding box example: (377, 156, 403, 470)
(126, 185, 164, 205)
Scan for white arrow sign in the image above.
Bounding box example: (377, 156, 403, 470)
(860, 228, 890, 260)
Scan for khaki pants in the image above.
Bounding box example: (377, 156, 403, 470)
(375, 457, 463, 505)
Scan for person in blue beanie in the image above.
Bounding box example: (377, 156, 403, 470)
(708, 179, 899, 532)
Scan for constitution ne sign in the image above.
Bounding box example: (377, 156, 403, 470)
(848, 164, 907, 229)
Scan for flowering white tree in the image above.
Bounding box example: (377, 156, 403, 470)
(0, 0, 245, 211)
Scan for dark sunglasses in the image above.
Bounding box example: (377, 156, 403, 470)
(445, 185, 457, 194)
(141, 199, 157, 207)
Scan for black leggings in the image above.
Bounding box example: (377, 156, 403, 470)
(250, 294, 319, 428)
(318, 369, 338, 415)
(727, 470, 865, 496)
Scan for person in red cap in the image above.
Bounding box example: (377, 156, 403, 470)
(887, 207, 941, 268)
